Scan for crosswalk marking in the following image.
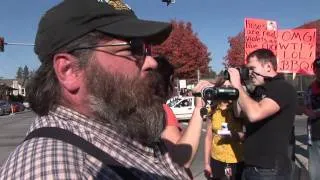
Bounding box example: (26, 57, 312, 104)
(296, 140, 307, 151)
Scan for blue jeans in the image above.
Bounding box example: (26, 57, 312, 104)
(241, 167, 290, 180)
(309, 140, 320, 180)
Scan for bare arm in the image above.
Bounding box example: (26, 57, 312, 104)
(233, 101, 242, 118)
(228, 68, 280, 123)
(204, 119, 212, 166)
(161, 107, 203, 168)
(161, 126, 182, 145)
(237, 87, 280, 122)
(161, 80, 213, 168)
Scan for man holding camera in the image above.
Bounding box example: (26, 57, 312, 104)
(228, 49, 297, 179)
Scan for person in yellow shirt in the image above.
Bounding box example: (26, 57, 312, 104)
(204, 78, 245, 180)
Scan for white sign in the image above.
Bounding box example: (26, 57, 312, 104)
(179, 80, 187, 89)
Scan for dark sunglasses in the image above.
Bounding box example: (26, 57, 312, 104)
(68, 39, 152, 62)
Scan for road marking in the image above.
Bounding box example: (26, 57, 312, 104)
(295, 154, 309, 170)
(296, 140, 307, 151)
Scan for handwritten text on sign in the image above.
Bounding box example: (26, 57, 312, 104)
(245, 18, 277, 62)
(277, 29, 316, 75)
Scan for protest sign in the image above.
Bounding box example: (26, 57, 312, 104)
(245, 18, 277, 63)
(277, 29, 316, 75)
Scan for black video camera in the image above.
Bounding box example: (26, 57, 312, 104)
(224, 67, 250, 81)
(201, 87, 239, 101)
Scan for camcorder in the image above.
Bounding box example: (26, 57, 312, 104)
(223, 67, 250, 81)
(201, 86, 239, 101)
(195, 86, 239, 118)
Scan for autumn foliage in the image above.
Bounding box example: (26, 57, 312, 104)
(224, 31, 245, 67)
(224, 19, 320, 66)
(153, 20, 211, 79)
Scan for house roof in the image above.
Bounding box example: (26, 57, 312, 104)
(0, 79, 24, 91)
(0, 84, 18, 90)
(0, 79, 26, 87)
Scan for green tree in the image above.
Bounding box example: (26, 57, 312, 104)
(16, 67, 23, 79)
(204, 67, 217, 79)
(23, 65, 29, 80)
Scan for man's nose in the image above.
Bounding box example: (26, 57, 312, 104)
(141, 56, 158, 71)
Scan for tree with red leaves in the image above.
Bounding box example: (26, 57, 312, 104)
(153, 20, 211, 79)
(224, 31, 245, 67)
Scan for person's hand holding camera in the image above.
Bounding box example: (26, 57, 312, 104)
(192, 80, 214, 108)
(228, 68, 242, 90)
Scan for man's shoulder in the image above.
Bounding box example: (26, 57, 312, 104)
(0, 137, 87, 179)
(266, 79, 295, 93)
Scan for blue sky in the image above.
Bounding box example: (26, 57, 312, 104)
(0, 0, 319, 78)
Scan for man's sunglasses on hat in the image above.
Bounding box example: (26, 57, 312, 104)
(67, 39, 152, 63)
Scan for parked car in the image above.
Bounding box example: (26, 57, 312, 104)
(166, 96, 182, 107)
(23, 102, 30, 109)
(167, 96, 195, 120)
(11, 102, 25, 113)
(0, 106, 6, 115)
(0, 100, 12, 115)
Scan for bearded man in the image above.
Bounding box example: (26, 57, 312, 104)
(0, 0, 209, 179)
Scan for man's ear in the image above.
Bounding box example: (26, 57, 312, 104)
(265, 62, 272, 72)
(53, 53, 84, 93)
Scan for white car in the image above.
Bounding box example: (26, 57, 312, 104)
(167, 96, 195, 120)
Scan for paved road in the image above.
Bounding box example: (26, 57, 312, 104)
(0, 112, 310, 179)
(0, 111, 35, 165)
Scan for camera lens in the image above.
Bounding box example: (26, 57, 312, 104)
(203, 87, 215, 100)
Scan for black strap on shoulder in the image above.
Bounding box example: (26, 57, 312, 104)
(24, 127, 138, 180)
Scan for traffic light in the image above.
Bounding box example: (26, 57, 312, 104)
(162, 0, 175, 6)
(0, 37, 4, 52)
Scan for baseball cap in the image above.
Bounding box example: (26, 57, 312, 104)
(35, 0, 172, 61)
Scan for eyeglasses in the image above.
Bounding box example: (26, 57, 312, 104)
(68, 39, 152, 63)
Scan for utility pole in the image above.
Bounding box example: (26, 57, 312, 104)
(197, 68, 200, 83)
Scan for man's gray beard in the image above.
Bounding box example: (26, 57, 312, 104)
(85, 62, 166, 146)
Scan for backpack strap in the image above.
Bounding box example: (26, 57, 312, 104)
(24, 127, 138, 180)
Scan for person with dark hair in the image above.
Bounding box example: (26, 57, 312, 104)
(0, 1, 209, 179)
(303, 57, 320, 180)
(155, 55, 175, 99)
(228, 49, 297, 179)
(155, 55, 207, 175)
(204, 77, 245, 180)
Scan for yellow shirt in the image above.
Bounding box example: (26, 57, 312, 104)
(211, 106, 243, 163)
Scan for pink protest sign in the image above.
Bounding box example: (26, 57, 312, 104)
(277, 29, 316, 75)
(245, 18, 277, 63)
